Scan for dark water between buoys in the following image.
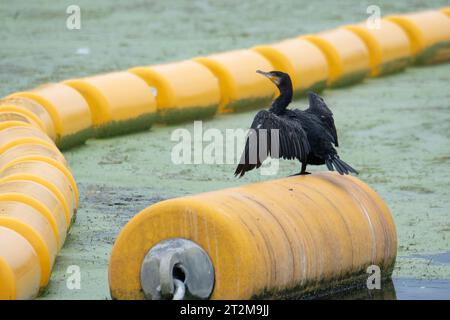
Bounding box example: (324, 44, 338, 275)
(322, 278, 450, 300)
(318, 252, 450, 300)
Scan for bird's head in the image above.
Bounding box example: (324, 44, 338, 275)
(257, 70, 293, 111)
(256, 70, 292, 89)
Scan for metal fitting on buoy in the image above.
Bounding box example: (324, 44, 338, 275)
(140, 238, 214, 300)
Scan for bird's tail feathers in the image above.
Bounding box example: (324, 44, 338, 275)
(326, 155, 359, 175)
(234, 164, 246, 178)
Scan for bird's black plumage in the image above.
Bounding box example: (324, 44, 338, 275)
(235, 70, 358, 177)
(306, 92, 339, 147)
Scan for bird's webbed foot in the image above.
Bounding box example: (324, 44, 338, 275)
(289, 171, 311, 176)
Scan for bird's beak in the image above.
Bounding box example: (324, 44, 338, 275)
(256, 70, 270, 76)
(256, 70, 279, 85)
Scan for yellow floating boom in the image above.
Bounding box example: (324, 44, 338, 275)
(129, 60, 220, 123)
(109, 173, 397, 300)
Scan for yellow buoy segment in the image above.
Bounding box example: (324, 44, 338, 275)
(0, 127, 76, 214)
(0, 120, 34, 132)
(129, 60, 220, 123)
(2, 157, 78, 204)
(344, 20, 412, 76)
(0, 201, 58, 288)
(0, 126, 56, 155)
(0, 143, 68, 169)
(386, 10, 450, 64)
(0, 160, 77, 224)
(64, 71, 157, 137)
(302, 28, 370, 87)
(441, 7, 450, 18)
(252, 38, 328, 97)
(0, 180, 68, 249)
(0, 97, 56, 140)
(0, 109, 45, 133)
(0, 227, 41, 300)
(109, 173, 397, 300)
(8, 83, 93, 149)
(194, 50, 276, 113)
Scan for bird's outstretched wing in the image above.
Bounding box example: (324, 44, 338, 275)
(234, 110, 310, 177)
(306, 97, 339, 147)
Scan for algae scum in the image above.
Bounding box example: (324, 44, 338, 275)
(1, 0, 449, 299)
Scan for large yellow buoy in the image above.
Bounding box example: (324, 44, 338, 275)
(109, 173, 396, 300)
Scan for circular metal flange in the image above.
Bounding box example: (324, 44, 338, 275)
(140, 238, 214, 300)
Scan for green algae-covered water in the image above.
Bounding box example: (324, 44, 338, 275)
(1, 0, 449, 299)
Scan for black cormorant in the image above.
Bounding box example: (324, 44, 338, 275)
(235, 70, 358, 177)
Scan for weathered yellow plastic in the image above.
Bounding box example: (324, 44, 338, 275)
(109, 173, 397, 300)
(0, 180, 68, 249)
(2, 157, 78, 204)
(0, 143, 68, 170)
(0, 126, 56, 155)
(0, 109, 45, 133)
(0, 97, 56, 140)
(9, 83, 93, 149)
(441, 7, 450, 18)
(252, 38, 328, 98)
(129, 60, 220, 123)
(194, 50, 276, 113)
(0, 201, 57, 288)
(64, 72, 157, 137)
(386, 10, 450, 64)
(345, 20, 412, 76)
(0, 160, 77, 225)
(0, 120, 34, 132)
(302, 29, 370, 87)
(0, 227, 41, 300)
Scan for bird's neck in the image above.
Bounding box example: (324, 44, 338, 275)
(269, 83, 292, 115)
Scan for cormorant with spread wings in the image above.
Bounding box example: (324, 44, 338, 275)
(235, 70, 358, 177)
